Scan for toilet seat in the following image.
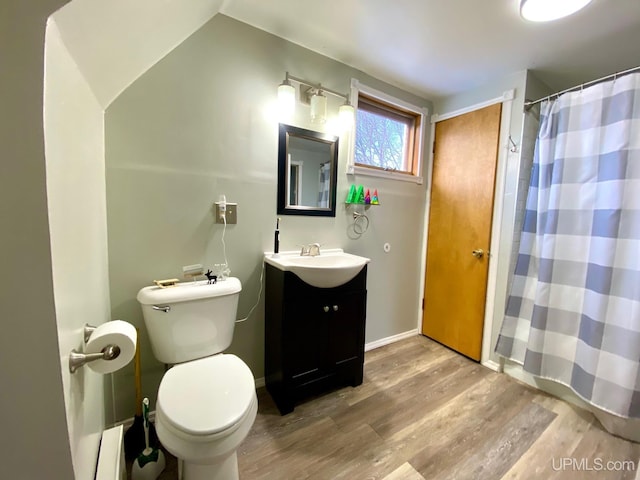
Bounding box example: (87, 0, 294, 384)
(157, 354, 256, 437)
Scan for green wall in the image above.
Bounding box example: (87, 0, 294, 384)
(105, 14, 432, 419)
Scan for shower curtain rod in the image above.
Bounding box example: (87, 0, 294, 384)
(524, 65, 640, 109)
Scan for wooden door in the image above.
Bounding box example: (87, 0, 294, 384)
(421, 103, 502, 361)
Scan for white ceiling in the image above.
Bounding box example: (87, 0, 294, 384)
(52, 0, 224, 108)
(221, 0, 640, 100)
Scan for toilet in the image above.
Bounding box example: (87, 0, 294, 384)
(137, 278, 257, 480)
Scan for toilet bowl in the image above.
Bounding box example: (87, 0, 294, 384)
(156, 354, 257, 480)
(137, 278, 256, 480)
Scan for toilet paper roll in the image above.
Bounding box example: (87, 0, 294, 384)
(85, 320, 137, 374)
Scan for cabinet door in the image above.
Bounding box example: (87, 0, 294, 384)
(327, 291, 366, 367)
(285, 300, 329, 384)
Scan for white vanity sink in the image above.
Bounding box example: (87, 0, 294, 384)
(264, 249, 370, 288)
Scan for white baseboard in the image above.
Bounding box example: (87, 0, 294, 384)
(481, 359, 503, 373)
(253, 332, 417, 393)
(365, 329, 419, 352)
(113, 334, 418, 431)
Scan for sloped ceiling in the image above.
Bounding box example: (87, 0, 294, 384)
(50, 0, 640, 105)
(51, 0, 224, 108)
(221, 0, 640, 99)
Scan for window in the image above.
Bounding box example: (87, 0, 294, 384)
(350, 83, 426, 183)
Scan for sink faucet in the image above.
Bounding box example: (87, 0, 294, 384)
(309, 243, 321, 256)
(300, 243, 321, 257)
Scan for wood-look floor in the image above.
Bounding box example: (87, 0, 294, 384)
(145, 335, 640, 480)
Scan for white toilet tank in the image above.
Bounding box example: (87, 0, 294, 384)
(137, 278, 242, 364)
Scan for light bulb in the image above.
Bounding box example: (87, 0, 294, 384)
(339, 103, 355, 130)
(310, 91, 327, 124)
(520, 0, 592, 22)
(277, 82, 296, 119)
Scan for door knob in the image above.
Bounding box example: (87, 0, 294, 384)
(472, 249, 484, 259)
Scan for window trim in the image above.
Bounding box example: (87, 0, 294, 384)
(347, 79, 428, 184)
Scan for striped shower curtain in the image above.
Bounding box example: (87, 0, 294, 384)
(495, 72, 640, 418)
(318, 162, 330, 208)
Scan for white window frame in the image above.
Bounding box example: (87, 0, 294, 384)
(347, 79, 428, 184)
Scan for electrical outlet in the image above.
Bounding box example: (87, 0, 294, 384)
(216, 202, 237, 224)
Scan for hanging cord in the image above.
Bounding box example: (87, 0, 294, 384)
(221, 214, 229, 270)
(214, 214, 231, 280)
(236, 261, 264, 323)
(218, 214, 263, 323)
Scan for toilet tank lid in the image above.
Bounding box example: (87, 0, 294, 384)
(137, 278, 241, 305)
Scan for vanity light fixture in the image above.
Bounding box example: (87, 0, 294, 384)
(339, 99, 355, 130)
(520, 0, 592, 22)
(277, 72, 354, 127)
(310, 89, 327, 124)
(277, 74, 296, 119)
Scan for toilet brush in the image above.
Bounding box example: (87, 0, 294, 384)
(124, 335, 157, 460)
(132, 398, 165, 480)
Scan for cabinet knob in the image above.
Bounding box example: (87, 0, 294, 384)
(333, 305, 339, 312)
(323, 306, 330, 313)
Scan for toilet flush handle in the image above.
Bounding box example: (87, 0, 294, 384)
(152, 305, 171, 313)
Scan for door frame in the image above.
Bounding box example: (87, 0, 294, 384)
(417, 89, 515, 370)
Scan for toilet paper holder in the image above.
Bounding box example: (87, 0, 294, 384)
(68, 323, 121, 374)
(83, 323, 98, 343)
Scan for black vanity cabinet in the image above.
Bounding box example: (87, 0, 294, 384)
(265, 264, 367, 414)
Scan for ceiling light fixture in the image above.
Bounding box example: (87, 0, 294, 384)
(277, 72, 354, 127)
(520, 0, 592, 22)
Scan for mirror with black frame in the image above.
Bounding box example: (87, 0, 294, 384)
(277, 124, 339, 216)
